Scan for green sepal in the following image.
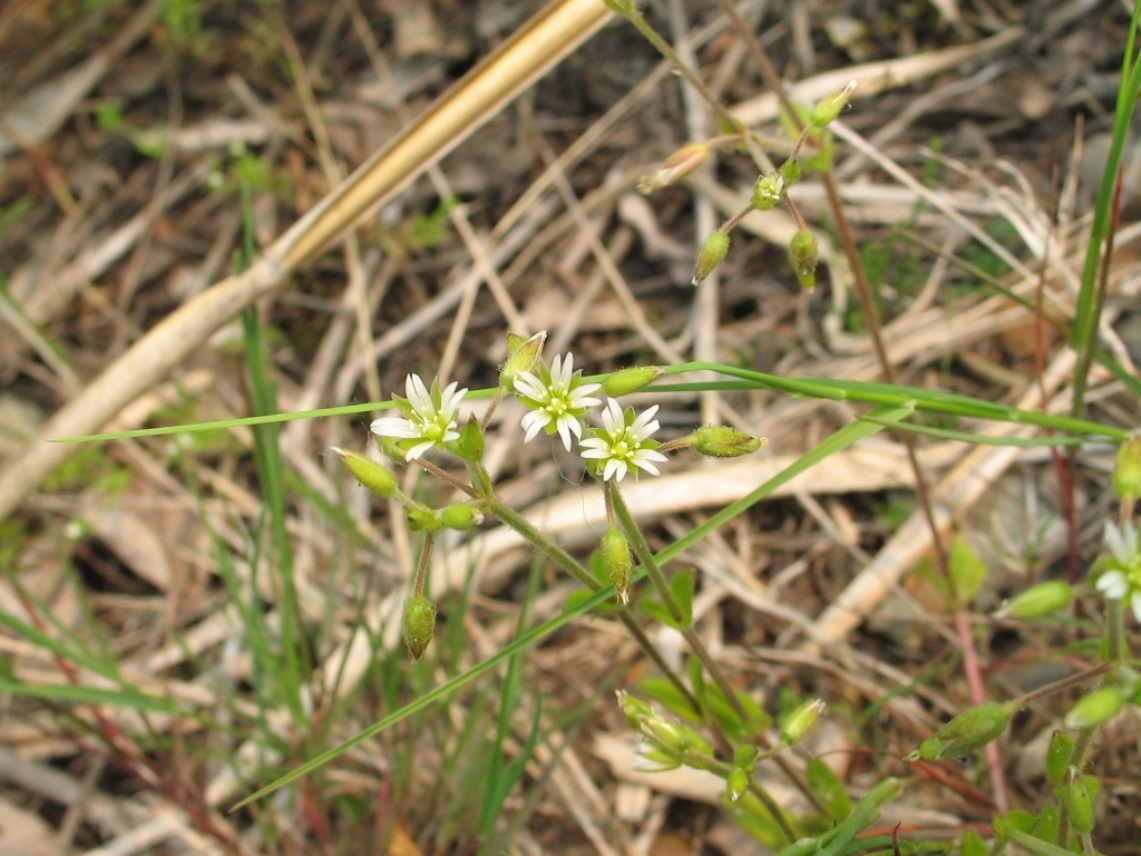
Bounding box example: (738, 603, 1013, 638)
(452, 414, 484, 463)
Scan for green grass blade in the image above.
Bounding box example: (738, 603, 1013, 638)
(657, 402, 916, 566)
(1070, 0, 1141, 409)
(231, 585, 616, 810)
(0, 679, 179, 713)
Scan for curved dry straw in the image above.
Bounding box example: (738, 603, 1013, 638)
(0, 0, 613, 521)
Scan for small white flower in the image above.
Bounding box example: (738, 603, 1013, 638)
(370, 374, 467, 461)
(580, 399, 668, 483)
(1098, 521, 1141, 622)
(514, 353, 602, 451)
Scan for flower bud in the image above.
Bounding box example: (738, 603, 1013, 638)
(908, 701, 1013, 761)
(1045, 731, 1074, 783)
(1113, 430, 1141, 502)
(726, 769, 750, 802)
(638, 143, 709, 193)
(617, 691, 654, 726)
(751, 173, 785, 211)
(500, 331, 546, 391)
(601, 526, 633, 604)
(780, 699, 825, 746)
(788, 230, 819, 290)
(692, 230, 730, 285)
(995, 580, 1074, 620)
(639, 713, 690, 754)
(809, 80, 856, 128)
(453, 414, 485, 463)
(440, 503, 484, 532)
(601, 365, 665, 398)
(332, 447, 398, 498)
(691, 426, 766, 458)
(401, 595, 437, 660)
(1064, 687, 1124, 730)
(779, 158, 802, 187)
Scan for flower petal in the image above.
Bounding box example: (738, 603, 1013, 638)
(371, 416, 418, 439)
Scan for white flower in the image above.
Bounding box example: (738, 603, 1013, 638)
(1097, 521, 1141, 622)
(370, 374, 467, 461)
(580, 399, 668, 483)
(514, 353, 602, 451)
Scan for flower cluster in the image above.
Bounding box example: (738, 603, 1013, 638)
(368, 335, 764, 485)
(514, 352, 668, 482)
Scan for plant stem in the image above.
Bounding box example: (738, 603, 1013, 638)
(487, 495, 702, 713)
(413, 533, 433, 597)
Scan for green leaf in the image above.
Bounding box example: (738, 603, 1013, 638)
(721, 789, 788, 849)
(949, 535, 987, 608)
(706, 683, 770, 742)
(686, 655, 706, 712)
(959, 829, 987, 856)
(993, 809, 1037, 844)
(637, 676, 702, 722)
(670, 570, 694, 626)
(806, 758, 851, 820)
(640, 597, 683, 630)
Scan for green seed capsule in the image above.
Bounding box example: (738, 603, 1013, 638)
(996, 580, 1074, 620)
(602, 366, 665, 398)
(780, 699, 825, 746)
(788, 230, 819, 290)
(726, 769, 750, 802)
(440, 503, 484, 531)
(692, 230, 730, 285)
(692, 426, 766, 458)
(1064, 687, 1124, 730)
(332, 447, 398, 498)
(910, 701, 1013, 761)
(401, 596, 437, 660)
(809, 81, 855, 128)
(601, 527, 633, 604)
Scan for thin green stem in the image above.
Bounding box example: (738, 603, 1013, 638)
(487, 495, 702, 713)
(619, 6, 740, 135)
(688, 754, 797, 845)
(608, 483, 754, 725)
(412, 533, 434, 598)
